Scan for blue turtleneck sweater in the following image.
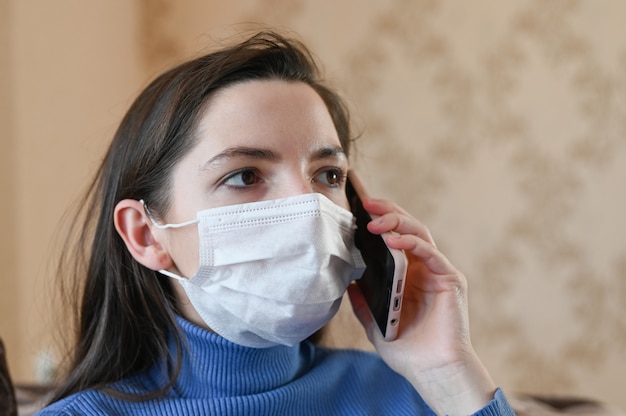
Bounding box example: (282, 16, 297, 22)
(37, 317, 514, 415)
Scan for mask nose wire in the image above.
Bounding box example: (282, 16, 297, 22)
(139, 199, 199, 229)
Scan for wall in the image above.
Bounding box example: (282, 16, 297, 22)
(0, 0, 19, 375)
(2, 0, 144, 382)
(2, 0, 625, 410)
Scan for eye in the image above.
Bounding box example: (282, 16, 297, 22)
(221, 168, 262, 188)
(314, 168, 346, 188)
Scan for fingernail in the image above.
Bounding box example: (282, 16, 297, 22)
(372, 217, 384, 225)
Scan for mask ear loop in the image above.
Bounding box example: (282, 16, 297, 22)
(139, 199, 196, 281)
(139, 199, 199, 229)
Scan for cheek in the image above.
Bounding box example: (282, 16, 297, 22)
(167, 227, 200, 278)
(333, 189, 350, 211)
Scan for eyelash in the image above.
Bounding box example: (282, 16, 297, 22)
(218, 167, 347, 190)
(219, 167, 262, 189)
(313, 167, 346, 188)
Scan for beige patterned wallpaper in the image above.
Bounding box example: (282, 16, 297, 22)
(2, 0, 625, 412)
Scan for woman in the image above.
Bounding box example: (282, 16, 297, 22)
(38, 31, 514, 415)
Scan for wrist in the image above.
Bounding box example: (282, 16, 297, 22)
(407, 351, 497, 416)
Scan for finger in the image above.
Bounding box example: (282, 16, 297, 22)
(365, 210, 436, 248)
(361, 197, 410, 218)
(362, 198, 435, 244)
(385, 234, 456, 277)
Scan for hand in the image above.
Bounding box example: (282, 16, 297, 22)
(348, 197, 497, 415)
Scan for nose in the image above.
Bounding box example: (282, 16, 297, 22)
(273, 173, 315, 199)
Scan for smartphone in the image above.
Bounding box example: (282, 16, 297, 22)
(346, 171, 408, 341)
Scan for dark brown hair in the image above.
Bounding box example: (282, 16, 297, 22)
(50, 31, 353, 403)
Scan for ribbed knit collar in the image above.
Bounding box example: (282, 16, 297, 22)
(162, 316, 315, 399)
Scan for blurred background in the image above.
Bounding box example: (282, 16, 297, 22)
(1, 0, 625, 411)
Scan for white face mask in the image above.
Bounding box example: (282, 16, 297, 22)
(144, 193, 365, 348)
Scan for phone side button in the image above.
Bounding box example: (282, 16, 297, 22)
(396, 280, 403, 293)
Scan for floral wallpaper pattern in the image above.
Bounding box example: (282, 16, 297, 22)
(140, 0, 626, 409)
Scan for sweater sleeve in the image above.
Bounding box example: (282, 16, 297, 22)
(470, 388, 516, 416)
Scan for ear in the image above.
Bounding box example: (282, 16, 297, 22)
(113, 199, 173, 271)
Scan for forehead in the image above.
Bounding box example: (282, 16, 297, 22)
(192, 79, 342, 152)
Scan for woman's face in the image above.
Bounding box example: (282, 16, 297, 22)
(156, 79, 350, 280)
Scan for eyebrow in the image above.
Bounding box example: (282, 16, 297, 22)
(202, 146, 280, 170)
(202, 145, 347, 170)
(309, 145, 347, 162)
